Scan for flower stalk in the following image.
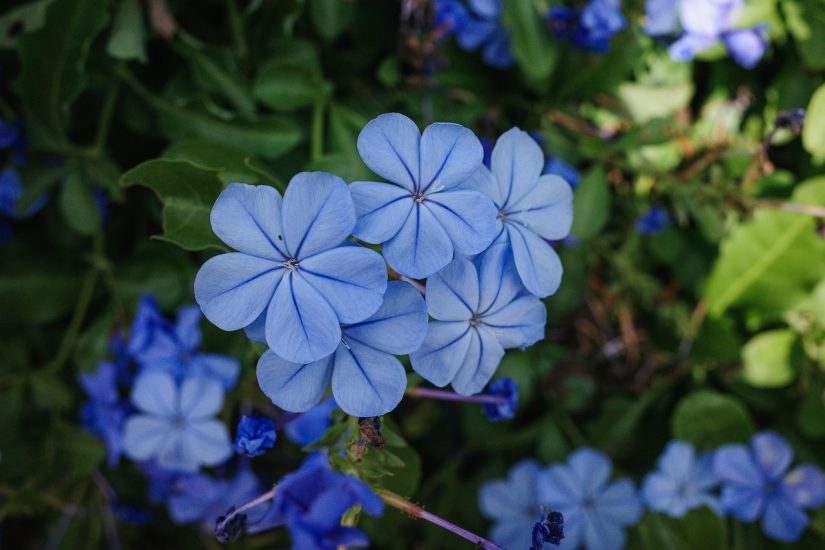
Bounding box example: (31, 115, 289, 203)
(405, 386, 509, 406)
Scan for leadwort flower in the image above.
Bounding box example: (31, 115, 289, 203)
(79, 361, 128, 466)
(167, 468, 262, 531)
(549, 0, 626, 54)
(195, 175, 388, 364)
(233, 415, 277, 457)
(641, 440, 719, 518)
(284, 398, 338, 447)
(479, 460, 547, 549)
(482, 377, 519, 421)
(437, 0, 514, 68)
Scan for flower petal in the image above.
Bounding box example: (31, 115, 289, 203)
(122, 415, 173, 461)
(583, 509, 627, 550)
(642, 471, 683, 516)
(460, 164, 504, 208)
(181, 419, 232, 467)
(357, 113, 420, 191)
(713, 444, 764, 487)
(419, 122, 483, 192)
(481, 295, 546, 349)
(257, 350, 334, 412)
(540, 463, 585, 506)
(751, 431, 793, 481)
(331, 339, 407, 417)
(210, 183, 288, 260)
(506, 174, 573, 240)
(299, 246, 387, 324)
(761, 495, 809, 543)
(507, 223, 563, 297)
(783, 464, 825, 509)
(180, 376, 224, 420)
(188, 353, 240, 390)
(720, 485, 764, 521)
(451, 326, 505, 395)
(174, 305, 203, 352)
(475, 243, 522, 314)
(194, 253, 284, 331)
(568, 448, 613, 496)
(343, 281, 428, 355)
(425, 190, 498, 254)
(131, 371, 177, 416)
(155, 430, 198, 472)
(350, 181, 413, 243)
(596, 478, 643, 525)
(490, 127, 544, 209)
(383, 202, 454, 279)
(281, 172, 355, 258)
(265, 271, 342, 364)
(478, 460, 541, 520)
(488, 518, 535, 550)
(410, 320, 472, 387)
(426, 258, 479, 321)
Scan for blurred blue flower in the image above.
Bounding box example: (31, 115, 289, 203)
(482, 377, 519, 421)
(479, 460, 546, 549)
(0, 168, 22, 218)
(195, 176, 388, 364)
(532, 510, 565, 549)
(714, 431, 825, 543)
(233, 415, 277, 457)
(461, 128, 574, 297)
(258, 281, 427, 417)
(544, 157, 580, 189)
(635, 206, 669, 235)
(285, 398, 338, 447)
(351, 112, 497, 278)
(267, 456, 384, 550)
(549, 0, 626, 54)
(79, 361, 128, 466)
(641, 440, 719, 518)
(123, 371, 232, 472)
(126, 295, 171, 359)
(0, 118, 25, 164)
(167, 468, 262, 531)
(539, 448, 642, 550)
(411, 245, 545, 395)
(435, 0, 470, 36)
(453, 0, 514, 68)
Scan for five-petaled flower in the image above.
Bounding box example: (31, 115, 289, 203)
(641, 440, 719, 518)
(195, 175, 388, 364)
(479, 460, 548, 550)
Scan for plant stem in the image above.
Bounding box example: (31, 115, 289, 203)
(215, 485, 278, 536)
(378, 490, 505, 550)
(756, 200, 825, 219)
(46, 266, 98, 373)
(405, 386, 508, 405)
(93, 85, 119, 153)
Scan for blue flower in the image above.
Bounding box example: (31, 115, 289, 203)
(549, 0, 626, 54)
(479, 460, 546, 549)
(126, 295, 170, 359)
(635, 206, 669, 235)
(539, 448, 642, 550)
(714, 431, 825, 543)
(285, 398, 338, 447)
(79, 361, 128, 466)
(167, 468, 262, 530)
(482, 377, 519, 421)
(410, 244, 546, 395)
(641, 440, 719, 518)
(532, 511, 565, 549)
(544, 157, 580, 189)
(195, 175, 388, 364)
(351, 112, 498, 279)
(233, 415, 277, 457)
(257, 281, 427, 417)
(461, 128, 573, 297)
(268, 456, 384, 550)
(0, 118, 25, 164)
(451, 0, 514, 68)
(0, 168, 22, 218)
(122, 371, 232, 472)
(435, 0, 470, 36)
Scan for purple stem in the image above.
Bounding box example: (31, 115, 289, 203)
(406, 386, 507, 405)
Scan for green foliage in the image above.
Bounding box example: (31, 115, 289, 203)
(672, 390, 756, 450)
(633, 508, 726, 550)
(804, 83, 825, 160)
(742, 329, 800, 387)
(503, 0, 557, 85)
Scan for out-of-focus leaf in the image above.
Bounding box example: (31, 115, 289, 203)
(114, 243, 192, 308)
(0, 0, 50, 49)
(796, 381, 825, 439)
(804, 84, 825, 161)
(185, 44, 256, 118)
(163, 140, 279, 186)
(106, 0, 147, 62)
(503, 0, 557, 83)
(309, 0, 355, 41)
(60, 425, 105, 478)
(742, 329, 799, 388)
(784, 0, 825, 70)
(59, 169, 101, 235)
(672, 390, 755, 450)
(634, 508, 726, 550)
(29, 373, 73, 411)
(571, 165, 610, 240)
(252, 40, 330, 111)
(619, 82, 694, 124)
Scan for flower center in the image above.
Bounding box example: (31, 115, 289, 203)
(283, 258, 300, 271)
(412, 190, 426, 203)
(497, 210, 507, 221)
(469, 315, 481, 327)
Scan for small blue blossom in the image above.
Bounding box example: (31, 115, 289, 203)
(482, 377, 519, 421)
(285, 398, 338, 447)
(0, 118, 25, 164)
(449, 0, 514, 68)
(122, 371, 232, 472)
(461, 128, 574, 297)
(714, 431, 825, 543)
(126, 294, 170, 358)
(79, 361, 128, 466)
(195, 175, 388, 364)
(141, 462, 188, 503)
(351, 112, 498, 279)
(635, 206, 669, 235)
(531, 511, 565, 549)
(233, 415, 277, 457)
(479, 460, 546, 549)
(411, 244, 546, 395)
(641, 440, 719, 518)
(257, 281, 427, 417)
(167, 468, 262, 531)
(539, 448, 642, 550)
(544, 157, 580, 189)
(548, 0, 626, 54)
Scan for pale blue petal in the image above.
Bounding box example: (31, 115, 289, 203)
(505, 174, 573, 240)
(490, 127, 544, 209)
(679, 0, 740, 37)
(281, 172, 355, 258)
(658, 440, 696, 482)
(181, 419, 232, 467)
(357, 113, 420, 191)
(642, 471, 683, 516)
(451, 326, 505, 395)
(713, 444, 763, 487)
(350, 181, 413, 243)
(210, 183, 287, 260)
(751, 431, 793, 481)
(489, 518, 535, 550)
(596, 478, 643, 525)
(478, 460, 541, 520)
(507, 223, 563, 297)
(425, 258, 479, 321)
(188, 353, 240, 389)
(460, 165, 504, 208)
(668, 34, 717, 62)
(299, 246, 387, 324)
(568, 448, 613, 495)
(156, 430, 199, 472)
(179, 376, 224, 420)
(556, 509, 585, 550)
(783, 465, 825, 509)
(194, 253, 284, 331)
(343, 281, 428, 355)
(131, 371, 177, 416)
(720, 485, 764, 521)
(256, 350, 333, 412)
(761, 495, 808, 543)
(469, 0, 500, 18)
(457, 19, 496, 50)
(475, 243, 521, 314)
(123, 415, 172, 461)
(692, 452, 719, 490)
(481, 295, 546, 349)
(583, 509, 626, 550)
(540, 463, 586, 506)
(419, 123, 483, 192)
(383, 203, 454, 279)
(174, 305, 202, 351)
(331, 339, 407, 416)
(723, 27, 768, 69)
(645, 0, 679, 36)
(409, 321, 472, 386)
(265, 271, 341, 364)
(425, 190, 498, 254)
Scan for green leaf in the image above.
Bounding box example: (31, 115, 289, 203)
(29, 373, 73, 411)
(59, 169, 101, 235)
(309, 0, 355, 41)
(672, 390, 755, 450)
(163, 139, 280, 186)
(252, 40, 330, 111)
(503, 0, 557, 83)
(705, 178, 825, 317)
(60, 425, 105, 478)
(16, 0, 109, 147)
(120, 159, 224, 251)
(0, 0, 50, 49)
(796, 381, 825, 439)
(742, 329, 799, 388)
(803, 83, 825, 161)
(634, 508, 726, 550)
(619, 82, 695, 124)
(783, 0, 825, 70)
(106, 0, 147, 62)
(114, 243, 192, 308)
(571, 165, 610, 240)
(186, 45, 257, 119)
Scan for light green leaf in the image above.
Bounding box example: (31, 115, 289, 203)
(619, 82, 695, 124)
(571, 165, 610, 240)
(106, 0, 147, 62)
(742, 329, 799, 388)
(672, 390, 755, 450)
(803, 83, 825, 161)
(503, 0, 557, 83)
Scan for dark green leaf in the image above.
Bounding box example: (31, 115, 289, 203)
(59, 169, 101, 235)
(671, 390, 755, 450)
(503, 0, 557, 83)
(309, 0, 355, 41)
(0, 0, 50, 49)
(571, 165, 610, 240)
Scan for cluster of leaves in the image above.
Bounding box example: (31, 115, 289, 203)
(1, 0, 825, 548)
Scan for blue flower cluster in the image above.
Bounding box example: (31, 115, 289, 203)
(481, 432, 825, 549)
(548, 0, 627, 54)
(195, 113, 573, 416)
(645, 0, 769, 69)
(435, 0, 514, 68)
